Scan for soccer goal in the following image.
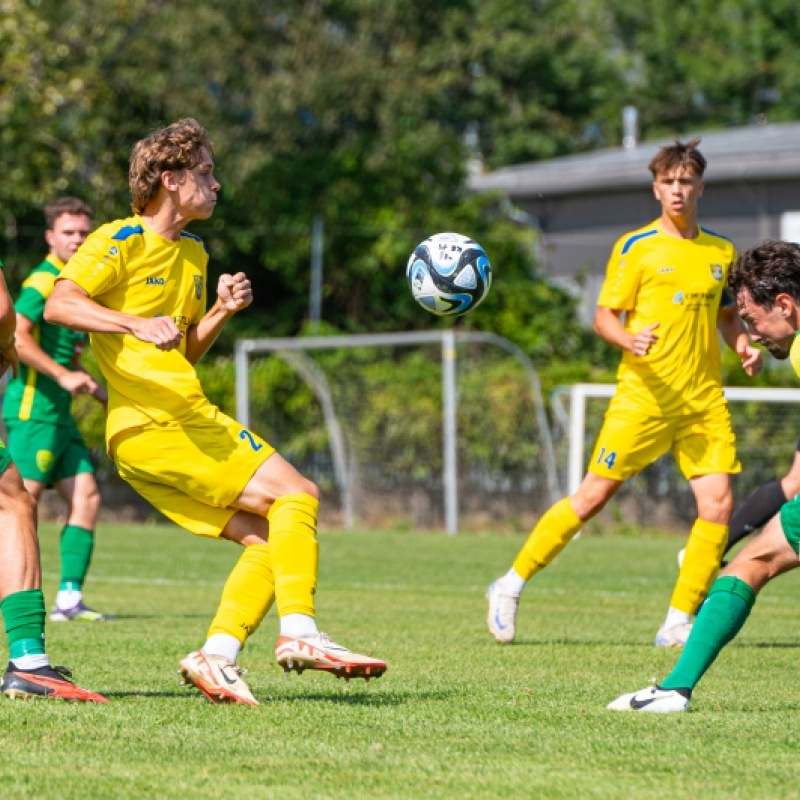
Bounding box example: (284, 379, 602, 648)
(551, 383, 800, 527)
(235, 331, 559, 534)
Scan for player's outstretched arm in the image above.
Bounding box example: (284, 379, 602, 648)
(45, 279, 184, 351)
(717, 304, 762, 377)
(184, 272, 252, 364)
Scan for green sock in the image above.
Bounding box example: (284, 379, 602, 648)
(660, 576, 756, 693)
(1, 589, 46, 659)
(59, 525, 95, 591)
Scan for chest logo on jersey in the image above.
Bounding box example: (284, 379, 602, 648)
(658, 267, 675, 274)
(193, 274, 204, 300)
(672, 291, 684, 305)
(146, 277, 166, 286)
(709, 264, 724, 282)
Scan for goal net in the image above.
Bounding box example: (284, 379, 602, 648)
(551, 384, 800, 529)
(235, 331, 559, 533)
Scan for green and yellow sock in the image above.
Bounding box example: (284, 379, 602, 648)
(59, 524, 94, 591)
(512, 498, 583, 581)
(661, 575, 756, 693)
(1, 589, 47, 660)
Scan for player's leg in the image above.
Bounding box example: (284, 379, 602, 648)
(664, 409, 739, 647)
(487, 405, 671, 643)
(0, 458, 105, 703)
(657, 472, 732, 647)
(234, 452, 387, 681)
(486, 471, 621, 644)
(50, 468, 105, 622)
(724, 437, 800, 556)
(609, 504, 800, 712)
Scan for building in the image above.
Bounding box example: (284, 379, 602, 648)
(468, 120, 800, 323)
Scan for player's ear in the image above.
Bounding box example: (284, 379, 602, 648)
(161, 170, 180, 193)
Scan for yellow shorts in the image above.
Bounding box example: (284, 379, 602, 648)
(588, 401, 740, 482)
(113, 409, 275, 538)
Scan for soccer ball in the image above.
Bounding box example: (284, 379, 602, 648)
(406, 232, 492, 316)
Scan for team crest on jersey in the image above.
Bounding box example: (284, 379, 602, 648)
(36, 450, 54, 474)
(672, 291, 685, 305)
(193, 274, 203, 300)
(709, 264, 724, 281)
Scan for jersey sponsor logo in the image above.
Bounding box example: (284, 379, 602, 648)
(35, 449, 55, 474)
(709, 263, 724, 281)
(193, 274, 203, 300)
(146, 276, 165, 286)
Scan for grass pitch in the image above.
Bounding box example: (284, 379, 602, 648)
(1, 523, 800, 799)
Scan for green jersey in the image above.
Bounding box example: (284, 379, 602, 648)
(2, 255, 87, 423)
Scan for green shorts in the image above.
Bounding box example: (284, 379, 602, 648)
(5, 419, 94, 485)
(780, 495, 800, 555)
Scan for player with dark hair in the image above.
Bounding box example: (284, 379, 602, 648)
(0, 253, 106, 703)
(44, 118, 386, 706)
(3, 197, 108, 623)
(610, 239, 800, 712)
(486, 138, 762, 648)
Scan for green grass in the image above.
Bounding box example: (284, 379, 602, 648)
(2, 524, 800, 799)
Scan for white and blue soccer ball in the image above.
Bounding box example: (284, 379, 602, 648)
(406, 232, 492, 316)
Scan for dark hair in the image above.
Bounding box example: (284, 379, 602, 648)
(728, 240, 800, 306)
(648, 137, 707, 179)
(44, 197, 92, 229)
(129, 118, 212, 214)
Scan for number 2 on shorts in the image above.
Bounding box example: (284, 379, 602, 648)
(239, 429, 263, 451)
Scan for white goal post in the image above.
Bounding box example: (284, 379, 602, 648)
(235, 330, 559, 535)
(556, 383, 800, 496)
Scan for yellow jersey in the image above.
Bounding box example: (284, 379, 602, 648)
(597, 220, 736, 416)
(59, 215, 210, 450)
(790, 332, 800, 379)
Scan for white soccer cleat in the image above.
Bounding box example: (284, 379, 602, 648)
(486, 579, 519, 644)
(607, 686, 690, 713)
(274, 632, 386, 682)
(178, 650, 259, 706)
(654, 622, 693, 648)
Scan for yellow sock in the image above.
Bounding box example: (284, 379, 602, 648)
(268, 493, 319, 617)
(670, 519, 728, 614)
(207, 543, 275, 645)
(512, 497, 583, 581)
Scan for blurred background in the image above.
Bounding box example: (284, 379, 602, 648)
(3, 0, 800, 529)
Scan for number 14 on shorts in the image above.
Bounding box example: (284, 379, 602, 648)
(595, 447, 616, 469)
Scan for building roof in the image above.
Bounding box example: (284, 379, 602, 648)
(468, 120, 800, 198)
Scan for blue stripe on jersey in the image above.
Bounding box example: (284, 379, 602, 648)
(699, 225, 732, 243)
(620, 228, 658, 255)
(111, 224, 145, 241)
(180, 231, 209, 253)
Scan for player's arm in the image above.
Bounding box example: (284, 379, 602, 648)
(15, 313, 100, 396)
(593, 306, 659, 356)
(717, 301, 762, 377)
(45, 279, 184, 350)
(0, 270, 18, 378)
(184, 272, 252, 365)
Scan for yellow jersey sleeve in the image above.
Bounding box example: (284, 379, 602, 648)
(790, 333, 800, 379)
(60, 223, 130, 297)
(597, 227, 659, 311)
